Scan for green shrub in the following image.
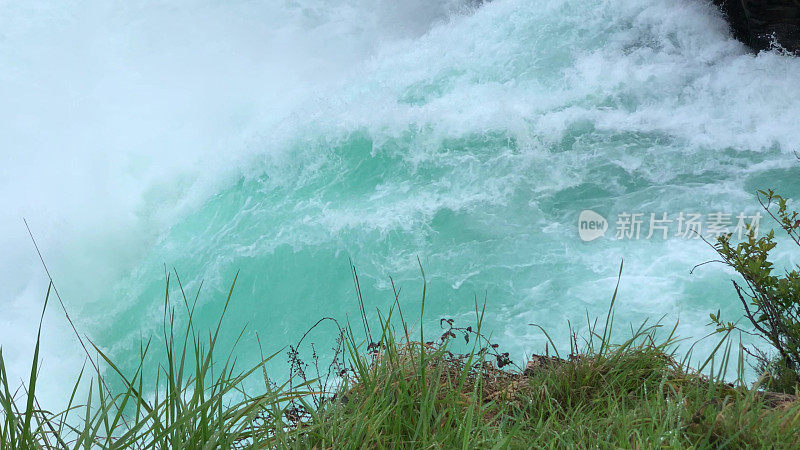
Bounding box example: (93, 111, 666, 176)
(711, 189, 800, 388)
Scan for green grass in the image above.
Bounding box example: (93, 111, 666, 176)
(2, 267, 800, 448)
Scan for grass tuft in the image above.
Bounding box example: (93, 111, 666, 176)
(2, 265, 800, 448)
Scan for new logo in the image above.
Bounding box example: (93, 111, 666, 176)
(578, 210, 607, 242)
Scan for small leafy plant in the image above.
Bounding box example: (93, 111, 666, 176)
(711, 189, 800, 386)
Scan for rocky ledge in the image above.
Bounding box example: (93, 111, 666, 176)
(714, 0, 800, 53)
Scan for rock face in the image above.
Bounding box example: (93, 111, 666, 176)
(713, 0, 800, 53)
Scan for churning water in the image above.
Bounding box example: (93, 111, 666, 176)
(3, 0, 800, 401)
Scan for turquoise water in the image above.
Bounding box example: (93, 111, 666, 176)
(3, 0, 800, 399)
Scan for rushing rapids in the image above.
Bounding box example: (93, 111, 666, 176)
(2, 0, 800, 403)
